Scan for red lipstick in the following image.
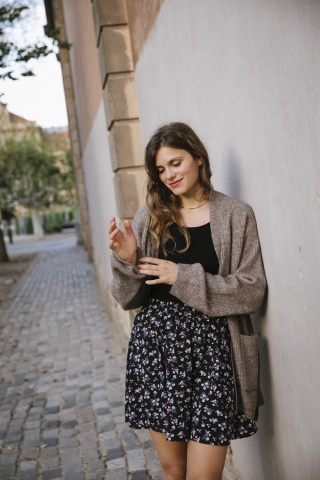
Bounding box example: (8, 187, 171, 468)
(169, 179, 182, 188)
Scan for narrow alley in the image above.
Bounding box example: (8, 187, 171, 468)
(0, 245, 161, 480)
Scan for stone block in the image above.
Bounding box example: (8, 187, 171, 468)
(93, 0, 127, 43)
(42, 469, 62, 480)
(104, 73, 139, 128)
(109, 120, 144, 171)
(99, 26, 133, 87)
(127, 448, 146, 472)
(113, 168, 146, 218)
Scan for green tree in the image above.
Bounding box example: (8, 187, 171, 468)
(0, 0, 70, 85)
(0, 1, 71, 260)
(0, 132, 75, 261)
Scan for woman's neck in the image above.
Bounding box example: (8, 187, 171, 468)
(178, 202, 210, 228)
(179, 188, 208, 209)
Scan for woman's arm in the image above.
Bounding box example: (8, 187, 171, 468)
(170, 207, 266, 317)
(109, 208, 151, 310)
(110, 253, 151, 310)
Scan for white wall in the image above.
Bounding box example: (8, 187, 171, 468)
(135, 1, 320, 478)
(82, 101, 117, 285)
(81, 101, 132, 338)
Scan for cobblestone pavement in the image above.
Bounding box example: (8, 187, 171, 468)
(0, 246, 162, 480)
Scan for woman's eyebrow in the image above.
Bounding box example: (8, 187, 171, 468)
(156, 157, 183, 169)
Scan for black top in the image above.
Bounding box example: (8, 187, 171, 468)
(149, 222, 219, 303)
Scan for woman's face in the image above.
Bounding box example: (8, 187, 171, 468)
(155, 146, 202, 198)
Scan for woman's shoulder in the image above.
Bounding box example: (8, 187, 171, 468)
(211, 189, 255, 216)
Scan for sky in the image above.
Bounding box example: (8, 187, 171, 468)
(1, 0, 68, 129)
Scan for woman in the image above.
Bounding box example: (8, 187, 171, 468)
(108, 122, 266, 480)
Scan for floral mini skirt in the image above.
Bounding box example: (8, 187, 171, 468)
(125, 298, 257, 446)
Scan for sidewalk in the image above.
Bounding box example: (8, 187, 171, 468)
(4, 232, 76, 245)
(0, 245, 161, 480)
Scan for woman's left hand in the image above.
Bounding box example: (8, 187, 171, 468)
(137, 257, 179, 285)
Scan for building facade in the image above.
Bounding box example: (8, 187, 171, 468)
(0, 101, 39, 139)
(45, 1, 320, 479)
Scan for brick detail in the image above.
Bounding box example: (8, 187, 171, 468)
(93, 0, 144, 219)
(103, 73, 139, 131)
(92, 0, 128, 43)
(109, 120, 144, 171)
(113, 168, 146, 218)
(98, 26, 134, 87)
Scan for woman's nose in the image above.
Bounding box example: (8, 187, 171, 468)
(165, 167, 175, 180)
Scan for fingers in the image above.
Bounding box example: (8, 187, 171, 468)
(136, 258, 178, 285)
(137, 258, 160, 275)
(108, 217, 117, 235)
(137, 258, 170, 273)
(108, 217, 120, 251)
(138, 257, 161, 265)
(137, 265, 159, 276)
(123, 219, 133, 236)
(145, 278, 162, 285)
(108, 218, 132, 236)
(109, 227, 119, 240)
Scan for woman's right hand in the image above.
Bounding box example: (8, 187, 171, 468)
(108, 217, 137, 264)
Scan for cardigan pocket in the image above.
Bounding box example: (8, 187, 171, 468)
(239, 333, 259, 392)
(235, 334, 260, 419)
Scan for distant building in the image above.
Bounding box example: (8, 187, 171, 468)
(0, 101, 40, 141)
(0, 102, 70, 150)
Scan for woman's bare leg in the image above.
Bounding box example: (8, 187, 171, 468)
(150, 430, 188, 480)
(186, 440, 228, 480)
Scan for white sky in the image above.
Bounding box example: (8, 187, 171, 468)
(1, 1, 68, 128)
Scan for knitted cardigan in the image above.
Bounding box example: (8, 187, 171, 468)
(110, 189, 267, 419)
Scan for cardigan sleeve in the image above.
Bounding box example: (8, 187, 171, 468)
(170, 207, 266, 317)
(110, 208, 151, 310)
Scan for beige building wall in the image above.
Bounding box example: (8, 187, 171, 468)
(59, 0, 147, 337)
(133, 1, 320, 479)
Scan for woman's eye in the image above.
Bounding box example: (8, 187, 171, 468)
(173, 162, 181, 167)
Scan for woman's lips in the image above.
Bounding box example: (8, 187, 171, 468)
(169, 179, 182, 188)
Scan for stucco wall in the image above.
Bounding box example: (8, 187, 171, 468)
(81, 101, 116, 285)
(62, 0, 102, 151)
(80, 100, 132, 336)
(126, 0, 164, 65)
(134, 1, 320, 479)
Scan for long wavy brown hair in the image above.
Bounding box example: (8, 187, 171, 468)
(145, 122, 213, 256)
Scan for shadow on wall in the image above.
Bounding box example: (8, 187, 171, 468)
(254, 303, 278, 480)
(223, 150, 243, 200)
(223, 149, 278, 479)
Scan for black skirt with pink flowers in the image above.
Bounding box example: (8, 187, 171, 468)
(125, 298, 257, 446)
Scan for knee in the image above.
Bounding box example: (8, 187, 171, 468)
(162, 462, 187, 480)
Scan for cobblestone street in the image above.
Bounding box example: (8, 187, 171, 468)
(0, 245, 162, 480)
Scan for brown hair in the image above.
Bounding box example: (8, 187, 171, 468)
(145, 122, 212, 256)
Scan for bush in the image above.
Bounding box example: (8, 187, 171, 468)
(42, 209, 75, 234)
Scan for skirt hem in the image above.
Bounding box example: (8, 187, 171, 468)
(126, 420, 257, 446)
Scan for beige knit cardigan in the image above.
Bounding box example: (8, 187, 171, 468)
(110, 189, 267, 419)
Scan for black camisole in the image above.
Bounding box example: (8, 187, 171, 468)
(149, 222, 219, 303)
